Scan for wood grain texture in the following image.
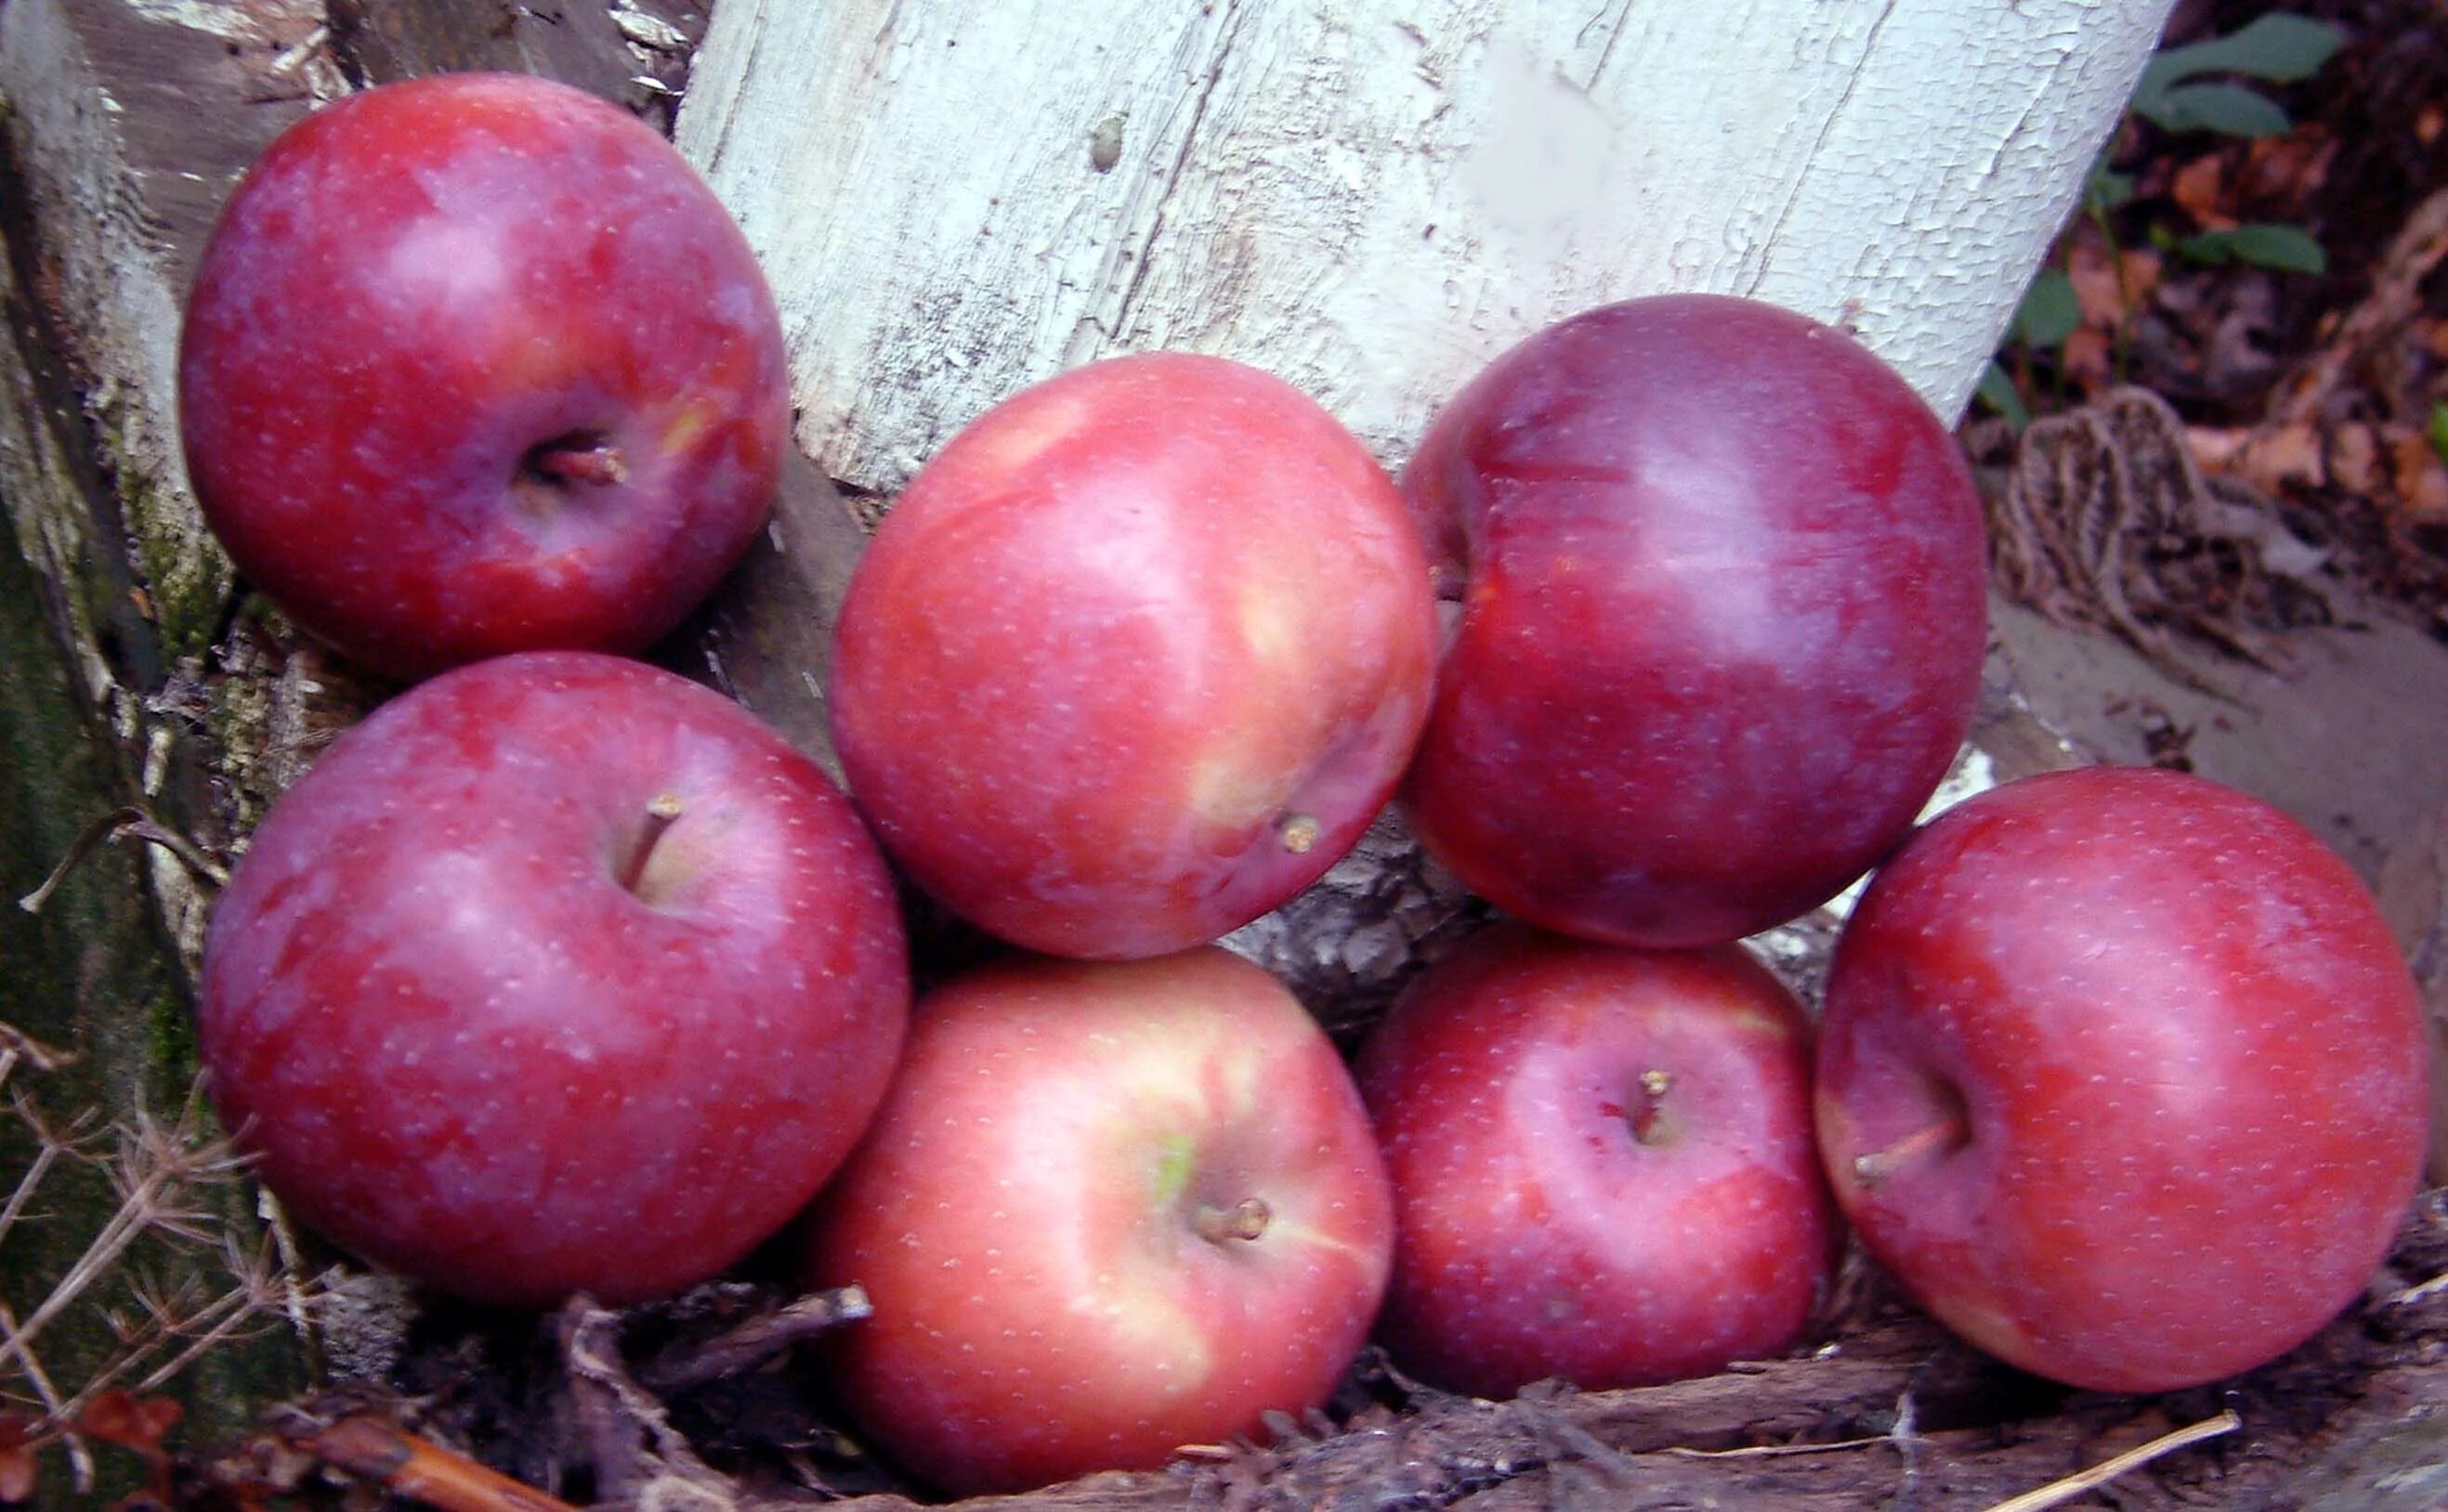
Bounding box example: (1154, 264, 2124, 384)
(677, 0, 2174, 495)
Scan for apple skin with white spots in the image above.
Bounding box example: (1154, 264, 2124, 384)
(1818, 766, 2428, 1393)
(802, 947, 1394, 1496)
(1398, 294, 1987, 948)
(199, 652, 909, 1307)
(829, 352, 1438, 960)
(1355, 923, 1833, 1399)
(179, 73, 789, 681)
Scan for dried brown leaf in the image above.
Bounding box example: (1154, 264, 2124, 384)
(2331, 423, 2385, 497)
(2390, 433, 2448, 523)
(2065, 240, 2129, 332)
(2188, 426, 2250, 473)
(74, 1392, 181, 1454)
(2241, 131, 2336, 208)
(2173, 155, 2236, 230)
(2120, 248, 2164, 308)
(2235, 422, 2329, 493)
(2061, 327, 2114, 395)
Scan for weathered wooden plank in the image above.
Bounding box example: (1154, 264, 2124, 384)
(676, 0, 2172, 496)
(327, 0, 682, 117)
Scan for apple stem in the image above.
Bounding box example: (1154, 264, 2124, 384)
(1852, 1113, 1970, 1189)
(1276, 813, 1321, 855)
(1195, 1197, 1271, 1245)
(1628, 1068, 1672, 1144)
(619, 792, 687, 897)
(531, 437, 629, 487)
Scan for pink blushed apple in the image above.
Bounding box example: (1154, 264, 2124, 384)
(1357, 924, 1833, 1398)
(1818, 765, 2428, 1392)
(179, 73, 789, 680)
(200, 652, 909, 1307)
(829, 352, 1438, 959)
(803, 947, 1394, 1496)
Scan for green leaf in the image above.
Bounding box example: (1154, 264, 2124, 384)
(2177, 223, 2327, 273)
(2224, 222, 2328, 273)
(2428, 402, 2448, 464)
(2012, 269, 2082, 350)
(2142, 14, 2346, 94)
(2086, 165, 2137, 214)
(2136, 80, 2294, 137)
(1975, 360, 2031, 431)
(2178, 231, 2235, 266)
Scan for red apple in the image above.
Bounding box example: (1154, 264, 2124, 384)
(1400, 293, 1986, 947)
(830, 353, 1438, 959)
(803, 947, 1394, 1496)
(1356, 924, 1832, 1398)
(179, 73, 788, 680)
(1818, 766, 2428, 1392)
(200, 652, 909, 1306)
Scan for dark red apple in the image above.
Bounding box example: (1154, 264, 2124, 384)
(1356, 923, 1832, 1398)
(1818, 765, 2428, 1392)
(830, 352, 1437, 960)
(1400, 293, 1986, 947)
(803, 947, 1394, 1496)
(179, 73, 788, 680)
(200, 652, 909, 1307)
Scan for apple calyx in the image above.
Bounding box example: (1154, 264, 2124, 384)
(618, 791, 688, 900)
(1194, 1197, 1272, 1245)
(1852, 1110, 1971, 1189)
(1276, 813, 1322, 854)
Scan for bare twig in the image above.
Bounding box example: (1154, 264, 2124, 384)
(1657, 1432, 1918, 1460)
(51, 1251, 293, 1427)
(0, 1301, 94, 1492)
(0, 1093, 98, 1253)
(2263, 184, 2448, 431)
(18, 805, 228, 916)
(1, 1094, 248, 1375)
(639, 1284, 871, 1395)
(1979, 1410, 2243, 1512)
(557, 1297, 733, 1505)
(1892, 1388, 1924, 1511)
(298, 1413, 582, 1512)
(0, 1023, 75, 1080)
(2386, 1270, 2448, 1309)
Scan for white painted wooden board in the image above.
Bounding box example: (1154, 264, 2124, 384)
(678, 0, 2172, 496)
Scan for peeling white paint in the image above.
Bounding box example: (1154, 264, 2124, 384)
(678, 0, 2174, 496)
(1820, 745, 2000, 922)
(121, 0, 263, 45)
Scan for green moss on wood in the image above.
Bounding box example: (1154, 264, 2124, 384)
(94, 405, 234, 662)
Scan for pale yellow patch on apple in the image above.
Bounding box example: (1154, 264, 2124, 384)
(962, 394, 1088, 477)
(1236, 575, 1303, 667)
(1925, 1289, 2032, 1368)
(660, 402, 713, 457)
(1046, 1037, 1270, 1404)
(1069, 1282, 1214, 1400)
(1184, 745, 1293, 835)
(1719, 1004, 1797, 1039)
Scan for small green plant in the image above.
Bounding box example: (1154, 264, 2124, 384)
(1979, 12, 2346, 424)
(2128, 13, 2344, 140)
